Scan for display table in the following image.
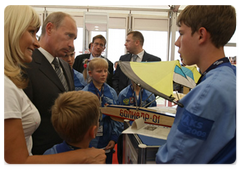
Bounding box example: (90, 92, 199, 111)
(117, 120, 170, 164)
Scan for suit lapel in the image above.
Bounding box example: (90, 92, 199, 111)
(34, 49, 65, 92)
(124, 54, 132, 61)
(142, 51, 148, 61)
(86, 54, 90, 59)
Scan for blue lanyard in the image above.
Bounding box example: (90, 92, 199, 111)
(94, 85, 104, 102)
(93, 84, 105, 120)
(197, 57, 230, 85)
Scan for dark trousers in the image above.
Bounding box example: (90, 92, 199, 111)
(106, 149, 114, 164)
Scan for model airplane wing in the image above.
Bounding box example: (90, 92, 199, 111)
(119, 60, 200, 107)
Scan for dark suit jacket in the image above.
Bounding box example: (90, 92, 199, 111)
(73, 53, 113, 87)
(112, 51, 161, 94)
(23, 49, 74, 155)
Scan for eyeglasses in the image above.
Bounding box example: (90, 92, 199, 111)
(93, 42, 105, 48)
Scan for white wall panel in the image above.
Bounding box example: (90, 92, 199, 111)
(72, 16, 84, 27)
(109, 17, 126, 29)
(133, 18, 168, 31)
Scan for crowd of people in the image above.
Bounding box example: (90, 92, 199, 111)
(4, 5, 236, 164)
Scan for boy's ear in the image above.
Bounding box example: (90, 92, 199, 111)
(198, 27, 208, 44)
(89, 125, 97, 139)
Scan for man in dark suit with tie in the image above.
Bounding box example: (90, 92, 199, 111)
(24, 12, 76, 155)
(73, 35, 113, 87)
(112, 31, 161, 94)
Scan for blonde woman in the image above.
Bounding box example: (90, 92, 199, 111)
(4, 5, 105, 164)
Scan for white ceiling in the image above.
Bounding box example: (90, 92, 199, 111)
(32, 5, 187, 13)
(28, 0, 237, 12)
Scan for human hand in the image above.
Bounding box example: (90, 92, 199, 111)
(83, 147, 106, 164)
(105, 140, 115, 150)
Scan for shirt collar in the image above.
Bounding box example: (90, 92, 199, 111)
(38, 47, 55, 64)
(90, 53, 101, 60)
(133, 50, 144, 61)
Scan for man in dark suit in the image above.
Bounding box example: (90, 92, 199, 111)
(24, 12, 76, 155)
(73, 35, 113, 87)
(112, 31, 161, 94)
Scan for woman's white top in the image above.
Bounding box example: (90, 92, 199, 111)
(4, 75, 41, 155)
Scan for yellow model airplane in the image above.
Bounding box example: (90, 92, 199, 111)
(100, 60, 200, 127)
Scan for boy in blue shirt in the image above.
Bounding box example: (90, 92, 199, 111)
(44, 91, 100, 154)
(156, 6, 236, 163)
(59, 47, 87, 90)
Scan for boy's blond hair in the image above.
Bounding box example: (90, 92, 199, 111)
(51, 91, 100, 144)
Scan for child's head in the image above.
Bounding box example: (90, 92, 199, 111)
(59, 46, 75, 68)
(51, 91, 100, 145)
(177, 6, 236, 48)
(83, 58, 108, 84)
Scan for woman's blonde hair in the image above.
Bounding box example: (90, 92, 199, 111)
(83, 57, 109, 82)
(51, 91, 100, 143)
(4, 5, 41, 88)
